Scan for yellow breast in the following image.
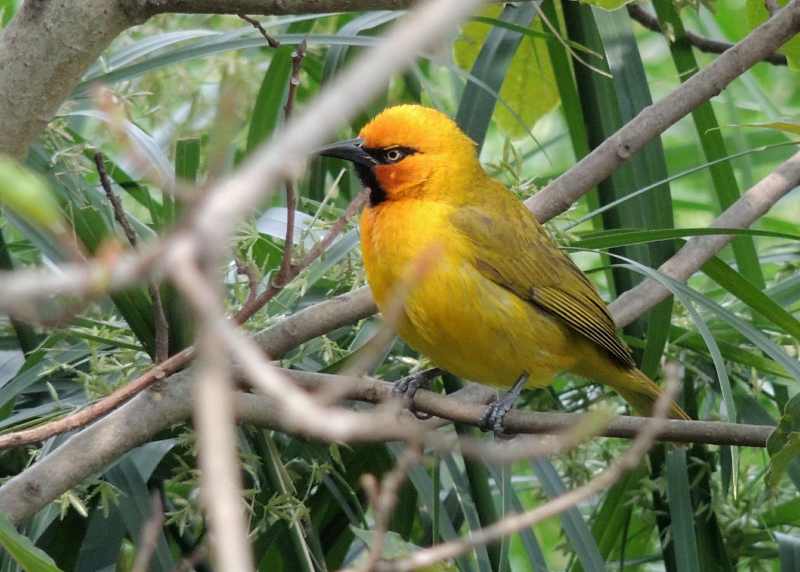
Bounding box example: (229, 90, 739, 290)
(360, 199, 576, 388)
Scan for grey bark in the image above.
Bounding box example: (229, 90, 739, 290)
(0, 0, 140, 159)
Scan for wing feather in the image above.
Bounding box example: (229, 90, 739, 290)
(451, 193, 635, 369)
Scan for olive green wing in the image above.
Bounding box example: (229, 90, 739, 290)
(452, 198, 635, 369)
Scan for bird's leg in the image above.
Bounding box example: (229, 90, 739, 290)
(479, 372, 528, 435)
(392, 367, 442, 420)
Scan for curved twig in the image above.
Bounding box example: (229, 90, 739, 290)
(626, 4, 787, 66)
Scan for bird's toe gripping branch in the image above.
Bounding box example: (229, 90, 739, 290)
(391, 367, 442, 420)
(478, 372, 528, 435)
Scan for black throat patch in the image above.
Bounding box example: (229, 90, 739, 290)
(355, 164, 387, 206)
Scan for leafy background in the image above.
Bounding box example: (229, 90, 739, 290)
(1, 0, 800, 570)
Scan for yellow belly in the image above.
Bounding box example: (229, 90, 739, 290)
(360, 199, 577, 389)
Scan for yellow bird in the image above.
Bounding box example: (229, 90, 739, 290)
(320, 105, 689, 430)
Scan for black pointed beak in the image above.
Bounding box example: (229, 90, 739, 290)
(317, 137, 377, 167)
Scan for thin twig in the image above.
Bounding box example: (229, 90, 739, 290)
(95, 152, 141, 248)
(0, 346, 193, 449)
(276, 39, 307, 287)
(283, 370, 773, 448)
(173, 544, 208, 572)
(358, 446, 421, 572)
(626, 5, 787, 66)
(235, 189, 369, 323)
(95, 152, 170, 362)
(235, 257, 260, 311)
(238, 14, 280, 48)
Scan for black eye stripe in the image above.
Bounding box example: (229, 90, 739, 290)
(363, 146, 418, 165)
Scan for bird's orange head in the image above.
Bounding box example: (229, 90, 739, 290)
(319, 105, 481, 205)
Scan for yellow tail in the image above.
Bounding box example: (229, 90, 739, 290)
(610, 368, 690, 420)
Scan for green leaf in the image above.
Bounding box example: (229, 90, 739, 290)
(485, 465, 549, 572)
(570, 467, 646, 572)
(105, 453, 175, 571)
(665, 449, 701, 572)
(700, 255, 800, 342)
(0, 228, 38, 354)
(0, 512, 62, 572)
(531, 459, 605, 572)
(654, 0, 765, 291)
(246, 46, 294, 155)
(767, 433, 800, 491)
(0, 156, 64, 234)
(455, 3, 557, 144)
(387, 443, 475, 572)
(442, 456, 494, 572)
(582, 0, 633, 10)
(571, 226, 800, 250)
(767, 394, 800, 490)
(764, 498, 800, 527)
(0, 0, 18, 25)
(736, 121, 800, 135)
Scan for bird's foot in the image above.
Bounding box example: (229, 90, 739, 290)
(478, 373, 528, 435)
(392, 368, 442, 420)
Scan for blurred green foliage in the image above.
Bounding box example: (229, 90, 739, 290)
(1, 1, 800, 570)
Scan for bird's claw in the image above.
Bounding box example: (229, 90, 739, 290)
(478, 398, 515, 435)
(478, 372, 528, 436)
(391, 368, 441, 420)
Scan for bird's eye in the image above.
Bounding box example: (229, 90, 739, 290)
(384, 148, 404, 163)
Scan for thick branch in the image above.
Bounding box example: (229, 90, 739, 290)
(0, 366, 772, 525)
(0, 0, 140, 159)
(525, 0, 800, 221)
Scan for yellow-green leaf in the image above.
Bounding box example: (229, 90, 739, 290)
(582, 0, 635, 10)
(455, 6, 559, 138)
(746, 0, 800, 70)
(0, 155, 64, 233)
(738, 121, 800, 135)
(0, 512, 63, 572)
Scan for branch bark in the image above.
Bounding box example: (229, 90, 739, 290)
(0, 0, 141, 159)
(525, 0, 800, 221)
(610, 148, 800, 327)
(626, 4, 788, 66)
(0, 363, 773, 525)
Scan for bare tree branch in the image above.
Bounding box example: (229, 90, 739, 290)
(0, 363, 774, 526)
(526, 0, 800, 221)
(626, 4, 788, 66)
